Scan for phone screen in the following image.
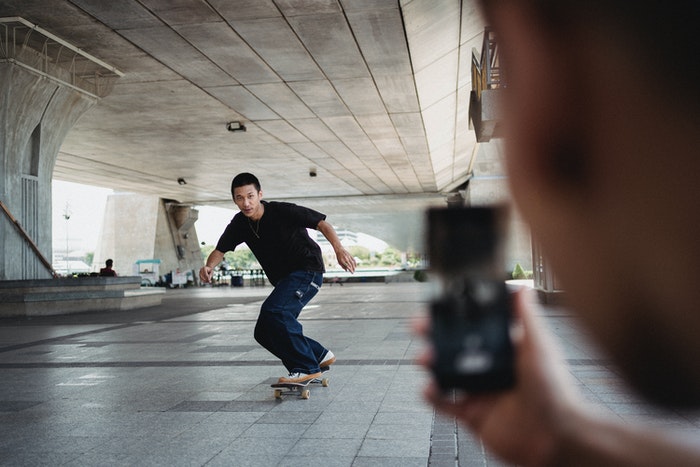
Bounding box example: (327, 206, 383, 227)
(427, 206, 515, 393)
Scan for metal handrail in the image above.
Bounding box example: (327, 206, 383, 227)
(471, 27, 502, 101)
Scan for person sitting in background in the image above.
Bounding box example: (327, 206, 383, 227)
(99, 259, 117, 277)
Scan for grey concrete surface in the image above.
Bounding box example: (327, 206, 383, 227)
(1, 282, 698, 466)
(0, 1, 492, 254)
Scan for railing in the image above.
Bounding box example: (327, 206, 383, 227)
(214, 268, 267, 287)
(471, 27, 502, 101)
(0, 16, 122, 98)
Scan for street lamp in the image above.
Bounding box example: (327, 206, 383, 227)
(63, 203, 71, 276)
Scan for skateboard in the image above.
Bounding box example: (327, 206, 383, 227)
(271, 367, 330, 399)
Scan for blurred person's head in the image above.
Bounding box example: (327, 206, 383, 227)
(477, 0, 700, 406)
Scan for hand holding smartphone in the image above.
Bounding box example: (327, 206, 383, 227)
(427, 206, 516, 393)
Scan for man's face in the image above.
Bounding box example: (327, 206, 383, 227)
(233, 184, 263, 219)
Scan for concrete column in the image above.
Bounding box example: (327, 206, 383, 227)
(95, 194, 203, 285)
(465, 140, 532, 274)
(0, 62, 96, 280)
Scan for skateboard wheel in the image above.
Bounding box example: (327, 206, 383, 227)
(321, 378, 329, 387)
(301, 390, 310, 399)
(274, 389, 282, 399)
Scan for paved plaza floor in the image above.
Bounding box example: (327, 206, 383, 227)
(1, 281, 698, 466)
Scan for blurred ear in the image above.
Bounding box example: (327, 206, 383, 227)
(487, 2, 592, 205)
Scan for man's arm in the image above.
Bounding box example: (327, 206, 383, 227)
(199, 249, 225, 283)
(317, 220, 356, 273)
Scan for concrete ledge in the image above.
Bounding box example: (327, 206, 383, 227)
(0, 276, 164, 317)
(323, 269, 417, 284)
(122, 287, 166, 310)
(0, 276, 141, 293)
(536, 289, 567, 306)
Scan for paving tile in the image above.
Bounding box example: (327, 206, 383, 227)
(212, 435, 297, 458)
(206, 453, 284, 467)
(0, 451, 86, 466)
(301, 422, 370, 439)
(359, 438, 431, 458)
(0, 283, 697, 466)
(316, 411, 378, 425)
(279, 455, 356, 467)
(373, 412, 434, 425)
(366, 422, 432, 440)
(167, 400, 229, 412)
(352, 456, 428, 466)
(292, 437, 363, 457)
(323, 400, 382, 413)
(240, 422, 310, 439)
(257, 410, 322, 424)
(0, 400, 43, 412)
(220, 400, 275, 412)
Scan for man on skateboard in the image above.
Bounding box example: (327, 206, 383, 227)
(199, 173, 356, 384)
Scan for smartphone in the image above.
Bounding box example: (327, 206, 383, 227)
(427, 206, 515, 393)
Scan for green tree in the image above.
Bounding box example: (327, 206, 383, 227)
(201, 244, 214, 261)
(225, 249, 258, 269)
(348, 245, 370, 262)
(512, 263, 527, 280)
(405, 250, 422, 268)
(379, 248, 401, 266)
(200, 244, 259, 269)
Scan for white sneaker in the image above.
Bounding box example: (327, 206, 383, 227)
(278, 372, 322, 384)
(319, 350, 336, 368)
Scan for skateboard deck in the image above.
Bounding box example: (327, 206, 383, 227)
(271, 368, 330, 399)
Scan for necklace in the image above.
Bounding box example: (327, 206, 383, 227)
(248, 218, 260, 238)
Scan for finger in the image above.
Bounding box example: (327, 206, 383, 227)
(424, 382, 467, 417)
(411, 313, 430, 337)
(425, 381, 499, 432)
(200, 268, 212, 283)
(415, 345, 434, 368)
(511, 287, 549, 353)
(342, 258, 355, 273)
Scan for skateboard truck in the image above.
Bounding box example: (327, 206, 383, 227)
(271, 368, 330, 399)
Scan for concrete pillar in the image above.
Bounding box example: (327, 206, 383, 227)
(464, 140, 532, 275)
(95, 194, 203, 285)
(0, 61, 96, 280)
(532, 239, 566, 304)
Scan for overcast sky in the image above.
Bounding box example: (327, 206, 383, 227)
(51, 180, 234, 254)
(52, 180, 387, 255)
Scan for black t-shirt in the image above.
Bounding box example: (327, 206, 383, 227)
(215, 201, 326, 285)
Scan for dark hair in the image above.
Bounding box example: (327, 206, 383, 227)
(478, 0, 700, 117)
(106, 259, 113, 267)
(231, 173, 261, 195)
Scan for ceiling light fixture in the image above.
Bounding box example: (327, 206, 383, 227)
(227, 121, 246, 132)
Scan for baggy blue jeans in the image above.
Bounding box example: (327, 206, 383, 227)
(254, 270, 327, 374)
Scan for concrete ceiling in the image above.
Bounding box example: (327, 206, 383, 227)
(0, 0, 486, 251)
